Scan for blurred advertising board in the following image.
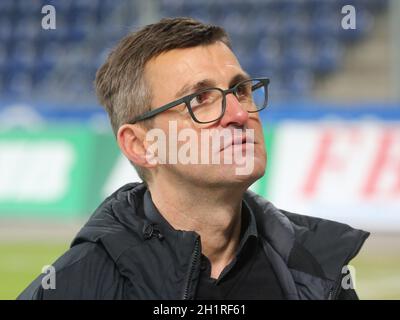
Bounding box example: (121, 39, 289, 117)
(0, 126, 119, 217)
(0, 120, 399, 231)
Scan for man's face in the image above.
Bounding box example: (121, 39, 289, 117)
(144, 41, 267, 189)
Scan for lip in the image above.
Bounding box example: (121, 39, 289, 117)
(219, 134, 255, 152)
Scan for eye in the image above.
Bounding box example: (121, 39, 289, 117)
(190, 91, 211, 108)
(236, 82, 252, 97)
(195, 92, 207, 103)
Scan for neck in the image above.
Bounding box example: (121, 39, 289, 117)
(147, 177, 246, 279)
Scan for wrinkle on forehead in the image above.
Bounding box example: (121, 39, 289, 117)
(144, 42, 244, 106)
(171, 43, 241, 80)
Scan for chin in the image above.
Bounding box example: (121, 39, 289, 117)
(218, 143, 266, 178)
(210, 159, 266, 188)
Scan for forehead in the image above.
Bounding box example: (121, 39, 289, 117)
(144, 42, 244, 101)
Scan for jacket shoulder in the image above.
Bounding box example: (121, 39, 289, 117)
(17, 242, 124, 300)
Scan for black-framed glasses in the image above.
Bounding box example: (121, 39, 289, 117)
(129, 77, 270, 124)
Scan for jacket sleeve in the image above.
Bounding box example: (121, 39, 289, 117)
(17, 276, 45, 300)
(17, 243, 124, 300)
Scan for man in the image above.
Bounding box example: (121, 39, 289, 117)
(19, 17, 369, 300)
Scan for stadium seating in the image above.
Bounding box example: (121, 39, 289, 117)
(0, 0, 388, 106)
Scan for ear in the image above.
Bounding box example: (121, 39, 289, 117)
(117, 124, 156, 169)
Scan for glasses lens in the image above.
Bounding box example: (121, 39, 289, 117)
(235, 79, 267, 112)
(189, 89, 224, 123)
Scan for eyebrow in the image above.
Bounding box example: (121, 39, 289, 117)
(175, 72, 251, 98)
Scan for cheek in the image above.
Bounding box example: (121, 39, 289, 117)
(247, 120, 266, 144)
(257, 144, 267, 160)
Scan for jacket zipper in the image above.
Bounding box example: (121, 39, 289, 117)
(182, 238, 200, 300)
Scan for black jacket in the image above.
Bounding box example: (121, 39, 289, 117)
(18, 183, 369, 300)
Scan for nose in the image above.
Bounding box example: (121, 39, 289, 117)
(219, 93, 249, 128)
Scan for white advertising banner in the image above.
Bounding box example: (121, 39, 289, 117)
(266, 120, 400, 231)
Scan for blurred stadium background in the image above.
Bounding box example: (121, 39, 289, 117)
(0, 0, 399, 299)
